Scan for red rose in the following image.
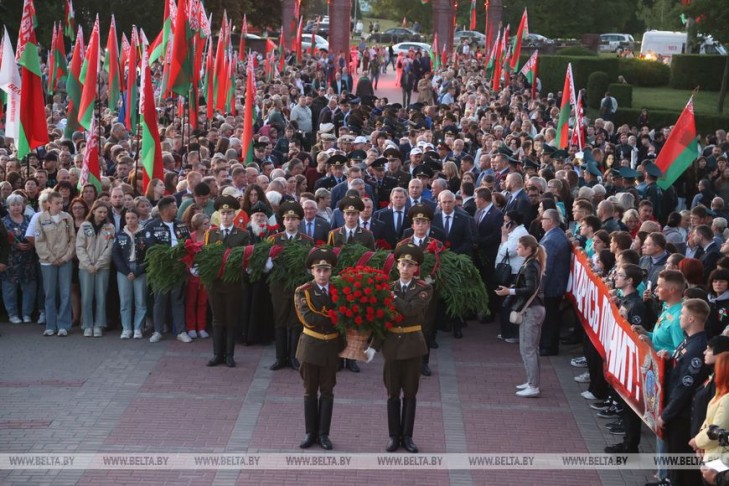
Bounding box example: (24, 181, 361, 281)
(339, 306, 348, 314)
(352, 305, 360, 313)
(346, 294, 355, 302)
(367, 278, 374, 284)
(354, 316, 363, 325)
(342, 287, 351, 295)
(360, 297, 368, 303)
(385, 322, 393, 329)
(353, 290, 362, 298)
(354, 281, 362, 288)
(376, 309, 384, 318)
(346, 310, 354, 318)
(328, 310, 338, 323)
(331, 294, 339, 303)
(384, 298, 392, 306)
(364, 287, 372, 295)
(369, 296, 377, 304)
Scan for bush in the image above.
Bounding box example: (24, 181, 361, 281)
(608, 83, 633, 108)
(557, 46, 598, 57)
(612, 108, 729, 135)
(534, 56, 619, 95)
(670, 55, 726, 91)
(617, 58, 670, 87)
(586, 71, 610, 109)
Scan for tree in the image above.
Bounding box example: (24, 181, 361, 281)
(635, 0, 683, 32)
(685, 0, 729, 113)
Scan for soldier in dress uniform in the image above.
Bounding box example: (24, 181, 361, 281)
(267, 201, 313, 371)
(366, 243, 433, 453)
(205, 196, 250, 368)
(397, 204, 443, 376)
(294, 248, 343, 450)
(327, 195, 376, 250)
(314, 154, 348, 190)
(366, 157, 398, 209)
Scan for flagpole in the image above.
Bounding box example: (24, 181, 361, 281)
(133, 121, 141, 195)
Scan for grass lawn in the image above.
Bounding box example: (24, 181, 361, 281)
(632, 87, 721, 114)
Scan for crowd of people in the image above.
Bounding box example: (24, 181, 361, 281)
(2, 31, 729, 483)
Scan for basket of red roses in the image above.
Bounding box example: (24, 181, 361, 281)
(327, 265, 403, 361)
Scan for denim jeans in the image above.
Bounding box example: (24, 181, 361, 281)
(117, 266, 147, 332)
(153, 284, 185, 335)
(519, 305, 546, 388)
(1, 279, 37, 318)
(78, 268, 110, 330)
(40, 262, 73, 331)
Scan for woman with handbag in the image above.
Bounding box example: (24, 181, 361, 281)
(495, 235, 546, 398)
(494, 211, 529, 343)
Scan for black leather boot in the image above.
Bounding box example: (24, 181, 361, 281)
(289, 327, 301, 370)
(401, 398, 419, 453)
(318, 397, 334, 450)
(299, 397, 318, 449)
(386, 398, 401, 452)
(206, 327, 225, 367)
(225, 326, 236, 368)
(270, 328, 288, 370)
(421, 351, 432, 376)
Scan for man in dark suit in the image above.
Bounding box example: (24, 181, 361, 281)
(365, 157, 399, 210)
(374, 187, 409, 249)
(299, 199, 331, 243)
(205, 196, 251, 368)
(360, 197, 387, 247)
(294, 247, 343, 450)
(330, 165, 376, 210)
(330, 72, 351, 95)
(539, 209, 572, 356)
(695, 225, 721, 280)
(404, 177, 436, 211)
(460, 181, 477, 217)
(474, 188, 504, 322)
(503, 173, 532, 225)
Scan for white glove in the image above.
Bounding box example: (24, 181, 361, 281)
(264, 257, 273, 273)
(189, 265, 199, 277)
(424, 276, 434, 285)
(364, 347, 376, 363)
(245, 267, 252, 275)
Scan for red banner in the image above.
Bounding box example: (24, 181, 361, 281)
(566, 248, 666, 437)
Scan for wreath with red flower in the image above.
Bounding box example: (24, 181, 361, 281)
(328, 266, 403, 339)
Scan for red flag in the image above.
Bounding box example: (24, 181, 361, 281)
(469, 0, 477, 31)
(204, 36, 214, 118)
(310, 18, 319, 56)
(510, 8, 528, 72)
(295, 16, 304, 63)
(556, 63, 575, 149)
(79, 117, 101, 191)
(78, 16, 100, 130)
(47, 22, 57, 94)
(238, 14, 247, 62)
(169, 0, 193, 97)
(105, 14, 121, 109)
(278, 30, 285, 73)
(570, 91, 584, 150)
(492, 29, 504, 91)
(124, 27, 139, 132)
(140, 47, 164, 192)
(241, 55, 255, 163)
(654, 97, 699, 190)
(120, 33, 130, 74)
(402, 16, 407, 28)
(213, 13, 228, 111)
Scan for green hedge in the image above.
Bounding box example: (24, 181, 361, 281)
(608, 83, 633, 108)
(557, 46, 599, 57)
(670, 55, 726, 91)
(612, 107, 729, 135)
(520, 55, 619, 95)
(586, 72, 610, 109)
(616, 58, 670, 87)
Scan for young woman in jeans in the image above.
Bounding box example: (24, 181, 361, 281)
(112, 210, 147, 339)
(495, 234, 546, 398)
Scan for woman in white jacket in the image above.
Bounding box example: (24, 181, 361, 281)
(495, 211, 529, 342)
(76, 201, 116, 337)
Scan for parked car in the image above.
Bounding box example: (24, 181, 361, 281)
(599, 33, 635, 53)
(303, 21, 330, 40)
(391, 42, 432, 55)
(370, 28, 423, 44)
(301, 34, 329, 52)
(524, 33, 554, 47)
(454, 30, 486, 48)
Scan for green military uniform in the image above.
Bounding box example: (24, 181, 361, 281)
(371, 243, 433, 453)
(205, 196, 251, 368)
(327, 195, 376, 250)
(294, 248, 343, 450)
(268, 201, 313, 370)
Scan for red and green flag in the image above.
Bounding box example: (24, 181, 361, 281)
(124, 26, 139, 133)
(150, 0, 176, 64)
(15, 0, 49, 159)
(204, 35, 214, 118)
(510, 8, 528, 72)
(656, 97, 699, 190)
(78, 116, 101, 191)
(241, 55, 256, 163)
(491, 29, 504, 91)
(469, 0, 477, 31)
(63, 25, 84, 139)
(0, 27, 22, 143)
(238, 14, 247, 62)
(430, 32, 439, 70)
(555, 63, 575, 149)
(64, 0, 75, 40)
(139, 46, 164, 193)
(519, 49, 538, 99)
(104, 14, 121, 110)
(213, 11, 228, 111)
(278, 31, 285, 74)
(169, 0, 193, 97)
(78, 16, 100, 131)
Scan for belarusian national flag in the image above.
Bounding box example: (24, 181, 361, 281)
(0, 27, 22, 142)
(469, 0, 477, 31)
(656, 97, 699, 190)
(519, 49, 538, 99)
(64, 0, 75, 40)
(15, 0, 49, 159)
(241, 55, 255, 163)
(570, 91, 584, 150)
(169, 0, 193, 97)
(238, 14, 247, 62)
(78, 16, 100, 131)
(510, 8, 528, 72)
(139, 47, 164, 192)
(48, 23, 57, 94)
(213, 12, 228, 111)
(204, 35, 214, 118)
(555, 63, 575, 149)
(430, 32, 439, 70)
(124, 27, 139, 133)
(104, 14, 121, 110)
(150, 0, 176, 64)
(63, 25, 84, 139)
(78, 116, 101, 191)
(278, 31, 285, 74)
(492, 29, 504, 91)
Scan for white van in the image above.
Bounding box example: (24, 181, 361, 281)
(640, 30, 726, 60)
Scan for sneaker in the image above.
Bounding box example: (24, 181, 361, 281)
(149, 332, 162, 343)
(590, 399, 613, 411)
(42, 329, 55, 336)
(515, 383, 530, 390)
(645, 480, 671, 486)
(38, 312, 46, 324)
(133, 330, 143, 339)
(120, 330, 132, 339)
(605, 419, 624, 429)
(581, 390, 598, 400)
(187, 330, 198, 339)
(23, 315, 32, 323)
(574, 372, 591, 383)
(57, 329, 68, 337)
(93, 327, 103, 337)
(198, 330, 209, 339)
(9, 316, 22, 324)
(504, 338, 520, 344)
(177, 332, 192, 343)
(84, 328, 93, 337)
(516, 386, 540, 398)
(496, 334, 505, 341)
(597, 405, 623, 419)
(609, 424, 626, 435)
(570, 356, 588, 368)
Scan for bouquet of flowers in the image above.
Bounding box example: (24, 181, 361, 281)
(328, 266, 403, 360)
